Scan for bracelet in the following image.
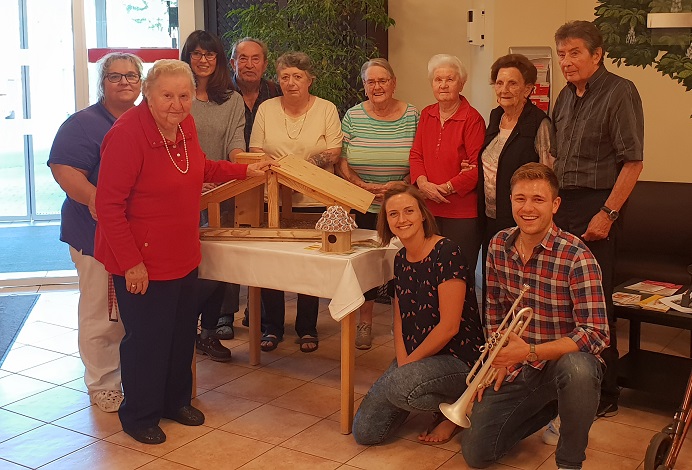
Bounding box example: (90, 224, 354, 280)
(446, 182, 454, 194)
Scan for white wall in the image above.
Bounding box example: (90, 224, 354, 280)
(388, 0, 692, 183)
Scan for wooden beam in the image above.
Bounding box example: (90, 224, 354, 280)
(273, 155, 374, 213)
(207, 202, 221, 228)
(200, 227, 321, 241)
(200, 176, 265, 210)
(276, 174, 340, 207)
(267, 170, 280, 228)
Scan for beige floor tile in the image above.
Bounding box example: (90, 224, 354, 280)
(239, 446, 341, 469)
(587, 417, 656, 461)
(326, 396, 363, 423)
(346, 436, 455, 470)
(0, 458, 29, 469)
(603, 397, 673, 432)
(438, 454, 518, 470)
(105, 422, 213, 457)
(220, 403, 320, 444)
(661, 329, 691, 358)
(194, 360, 252, 390)
(18, 355, 85, 385)
(229, 342, 293, 368)
(4, 385, 89, 422)
(191, 390, 263, 428)
(354, 345, 395, 371)
(336, 466, 366, 470)
(312, 365, 383, 396)
(62, 377, 89, 393)
(164, 429, 273, 470)
(262, 353, 340, 382)
(269, 382, 343, 418)
(282, 418, 369, 463)
(40, 440, 156, 469)
(137, 458, 199, 469)
(14, 321, 74, 346)
(0, 409, 43, 443)
(33, 329, 79, 355)
(52, 405, 122, 439)
(0, 374, 56, 407)
(0, 345, 64, 373)
(0, 371, 9, 380)
(497, 432, 556, 469)
(638, 323, 681, 353)
(0, 424, 96, 468)
(213, 369, 306, 403)
(26, 292, 78, 329)
(536, 447, 641, 470)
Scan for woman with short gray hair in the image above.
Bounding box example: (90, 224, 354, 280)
(410, 54, 485, 276)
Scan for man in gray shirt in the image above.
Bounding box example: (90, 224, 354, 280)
(550, 20, 644, 422)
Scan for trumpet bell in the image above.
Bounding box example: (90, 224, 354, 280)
(439, 399, 471, 428)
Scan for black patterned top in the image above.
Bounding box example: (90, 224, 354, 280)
(395, 237, 484, 367)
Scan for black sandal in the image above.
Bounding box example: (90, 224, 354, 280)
(260, 334, 281, 352)
(298, 335, 319, 353)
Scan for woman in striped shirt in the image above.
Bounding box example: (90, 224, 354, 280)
(337, 58, 419, 350)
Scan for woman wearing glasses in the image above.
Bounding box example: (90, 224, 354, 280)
(48, 52, 143, 413)
(337, 58, 419, 350)
(250, 51, 343, 353)
(409, 54, 485, 277)
(181, 31, 246, 360)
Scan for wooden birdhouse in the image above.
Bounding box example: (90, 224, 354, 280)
(199, 153, 374, 242)
(315, 206, 358, 253)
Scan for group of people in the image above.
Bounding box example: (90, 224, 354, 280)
(48, 17, 643, 470)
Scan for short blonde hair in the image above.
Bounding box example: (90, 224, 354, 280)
(427, 54, 468, 84)
(142, 59, 196, 100)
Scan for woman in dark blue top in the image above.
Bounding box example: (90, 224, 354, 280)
(352, 183, 483, 446)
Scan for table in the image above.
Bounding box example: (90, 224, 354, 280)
(198, 229, 399, 433)
(614, 279, 692, 402)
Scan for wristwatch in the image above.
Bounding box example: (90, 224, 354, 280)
(600, 205, 619, 221)
(526, 343, 538, 362)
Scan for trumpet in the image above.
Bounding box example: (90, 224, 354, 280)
(439, 284, 533, 428)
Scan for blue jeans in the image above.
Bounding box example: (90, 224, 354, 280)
(461, 352, 603, 470)
(352, 355, 471, 445)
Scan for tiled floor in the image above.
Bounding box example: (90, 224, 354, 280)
(0, 280, 691, 469)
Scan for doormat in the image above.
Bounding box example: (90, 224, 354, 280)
(0, 294, 39, 367)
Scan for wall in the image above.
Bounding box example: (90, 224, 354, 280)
(388, 0, 692, 183)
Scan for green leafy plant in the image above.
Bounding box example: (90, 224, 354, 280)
(225, 0, 394, 114)
(594, 0, 692, 91)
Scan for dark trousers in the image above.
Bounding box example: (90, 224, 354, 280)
(197, 279, 225, 330)
(436, 216, 482, 284)
(554, 188, 622, 404)
(113, 269, 198, 431)
(261, 288, 319, 339)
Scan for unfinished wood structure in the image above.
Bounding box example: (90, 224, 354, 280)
(199, 153, 374, 241)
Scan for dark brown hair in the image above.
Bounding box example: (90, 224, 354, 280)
(181, 30, 234, 105)
(555, 20, 604, 66)
(510, 163, 559, 199)
(490, 54, 537, 85)
(377, 182, 438, 246)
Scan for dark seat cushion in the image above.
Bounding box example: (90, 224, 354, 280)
(616, 181, 692, 285)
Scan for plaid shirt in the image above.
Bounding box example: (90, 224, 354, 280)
(486, 224, 610, 381)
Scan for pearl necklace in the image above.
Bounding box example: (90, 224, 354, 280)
(157, 125, 189, 174)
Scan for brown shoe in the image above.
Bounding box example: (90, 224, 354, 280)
(196, 334, 232, 362)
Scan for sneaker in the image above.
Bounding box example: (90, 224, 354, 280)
(542, 416, 560, 446)
(196, 334, 232, 362)
(355, 322, 372, 350)
(596, 401, 618, 418)
(90, 390, 124, 413)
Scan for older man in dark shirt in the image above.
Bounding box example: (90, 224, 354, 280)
(550, 20, 644, 422)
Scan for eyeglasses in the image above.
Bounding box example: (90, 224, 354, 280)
(190, 51, 218, 61)
(364, 78, 391, 88)
(236, 55, 263, 65)
(105, 72, 141, 84)
(493, 81, 523, 91)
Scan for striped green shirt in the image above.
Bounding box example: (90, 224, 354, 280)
(342, 103, 419, 212)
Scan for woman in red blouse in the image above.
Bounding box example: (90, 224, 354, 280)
(409, 54, 485, 275)
(95, 59, 271, 445)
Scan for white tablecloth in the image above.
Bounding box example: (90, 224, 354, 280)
(199, 229, 399, 321)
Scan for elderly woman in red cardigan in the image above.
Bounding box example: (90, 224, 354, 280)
(95, 59, 271, 445)
(409, 54, 485, 275)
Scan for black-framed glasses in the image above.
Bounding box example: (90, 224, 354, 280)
(190, 51, 218, 61)
(105, 72, 141, 84)
(364, 78, 391, 88)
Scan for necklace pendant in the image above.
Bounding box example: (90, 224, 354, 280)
(176, 153, 181, 157)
